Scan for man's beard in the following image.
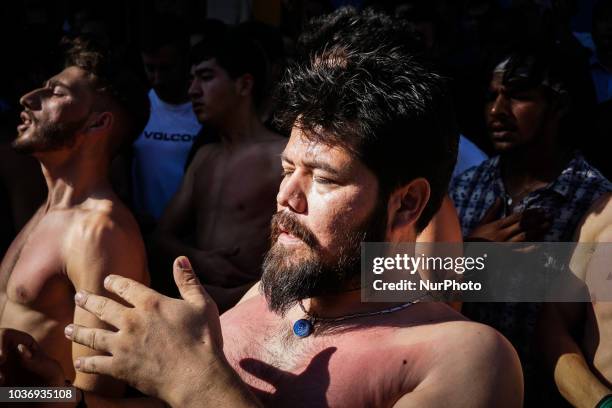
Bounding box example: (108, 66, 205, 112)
(12, 117, 84, 155)
(261, 201, 387, 316)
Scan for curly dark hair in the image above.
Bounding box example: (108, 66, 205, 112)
(62, 36, 150, 153)
(275, 8, 458, 232)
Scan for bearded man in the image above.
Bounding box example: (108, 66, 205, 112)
(5, 10, 522, 408)
(0, 37, 150, 402)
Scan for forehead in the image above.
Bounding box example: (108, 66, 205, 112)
(51, 66, 94, 95)
(191, 58, 225, 75)
(283, 126, 359, 170)
(489, 72, 540, 94)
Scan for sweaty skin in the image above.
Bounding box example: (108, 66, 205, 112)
(539, 193, 612, 408)
(0, 66, 149, 399)
(222, 292, 522, 407)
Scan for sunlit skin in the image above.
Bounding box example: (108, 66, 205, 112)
(217, 128, 523, 407)
(538, 193, 612, 408)
(0, 66, 149, 401)
(27, 126, 525, 408)
(188, 59, 248, 127)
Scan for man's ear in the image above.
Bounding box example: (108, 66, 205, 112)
(84, 112, 114, 135)
(386, 178, 430, 240)
(235, 73, 254, 98)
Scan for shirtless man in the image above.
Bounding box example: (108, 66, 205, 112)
(37, 10, 522, 407)
(0, 37, 150, 399)
(151, 28, 286, 311)
(538, 192, 612, 407)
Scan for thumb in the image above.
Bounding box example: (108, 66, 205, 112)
(173, 256, 211, 307)
(479, 197, 503, 225)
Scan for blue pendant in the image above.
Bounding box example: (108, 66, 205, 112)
(293, 319, 314, 338)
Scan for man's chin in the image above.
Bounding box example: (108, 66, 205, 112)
(11, 136, 37, 155)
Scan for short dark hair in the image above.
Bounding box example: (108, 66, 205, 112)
(487, 43, 596, 149)
(190, 28, 268, 108)
(63, 36, 150, 153)
(276, 8, 458, 232)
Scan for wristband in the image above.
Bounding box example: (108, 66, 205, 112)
(595, 394, 612, 408)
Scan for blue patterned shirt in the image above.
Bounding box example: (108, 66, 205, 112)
(450, 152, 612, 405)
(449, 152, 612, 242)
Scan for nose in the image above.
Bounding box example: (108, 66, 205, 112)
(276, 173, 307, 214)
(488, 93, 511, 119)
(19, 88, 43, 110)
(188, 78, 201, 99)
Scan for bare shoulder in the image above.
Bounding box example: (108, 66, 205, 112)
(64, 198, 147, 284)
(391, 307, 522, 407)
(394, 304, 520, 376)
(575, 192, 612, 242)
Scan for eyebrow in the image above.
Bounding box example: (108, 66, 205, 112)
(192, 67, 214, 76)
(44, 79, 72, 91)
(281, 153, 341, 175)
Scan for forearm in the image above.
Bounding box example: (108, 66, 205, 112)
(554, 352, 611, 408)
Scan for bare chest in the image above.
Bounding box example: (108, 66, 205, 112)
(222, 303, 419, 407)
(194, 148, 280, 218)
(0, 212, 71, 308)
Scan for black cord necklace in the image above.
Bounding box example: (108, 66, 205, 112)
(292, 296, 426, 338)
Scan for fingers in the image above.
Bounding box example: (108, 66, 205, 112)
(500, 220, 523, 241)
(508, 232, 527, 242)
(0, 329, 38, 364)
(498, 211, 522, 228)
(174, 256, 212, 307)
(103, 275, 156, 307)
(74, 291, 127, 327)
(64, 325, 114, 353)
(74, 355, 113, 376)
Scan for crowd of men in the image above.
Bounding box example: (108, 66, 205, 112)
(1, 0, 612, 407)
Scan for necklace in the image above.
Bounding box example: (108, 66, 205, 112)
(292, 296, 425, 338)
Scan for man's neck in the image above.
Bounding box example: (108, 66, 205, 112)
(499, 140, 569, 189)
(288, 288, 408, 324)
(157, 88, 190, 105)
(38, 150, 111, 209)
(215, 108, 267, 148)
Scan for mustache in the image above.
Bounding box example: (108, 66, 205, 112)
(270, 211, 318, 248)
(488, 120, 517, 131)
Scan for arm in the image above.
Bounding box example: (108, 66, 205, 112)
(151, 149, 245, 288)
(66, 217, 149, 400)
(393, 326, 523, 407)
(537, 302, 610, 408)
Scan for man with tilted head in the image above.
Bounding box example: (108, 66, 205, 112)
(0, 38, 150, 402)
